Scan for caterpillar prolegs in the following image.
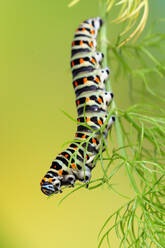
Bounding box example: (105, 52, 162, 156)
(40, 17, 115, 196)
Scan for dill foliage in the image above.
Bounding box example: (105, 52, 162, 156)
(62, 0, 165, 247)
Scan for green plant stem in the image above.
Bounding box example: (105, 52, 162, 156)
(99, 0, 142, 197)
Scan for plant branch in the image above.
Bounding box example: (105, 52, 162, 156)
(99, 0, 141, 197)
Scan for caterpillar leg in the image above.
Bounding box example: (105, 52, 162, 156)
(107, 115, 116, 130)
(103, 115, 116, 148)
(62, 174, 76, 187)
(73, 165, 91, 183)
(104, 91, 114, 106)
(95, 115, 116, 152)
(100, 67, 110, 82)
(103, 115, 116, 140)
(53, 178, 63, 193)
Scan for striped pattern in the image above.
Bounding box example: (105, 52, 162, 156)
(40, 17, 115, 196)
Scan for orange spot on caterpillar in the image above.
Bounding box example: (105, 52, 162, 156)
(98, 119, 103, 125)
(92, 138, 96, 144)
(74, 147, 78, 150)
(91, 58, 96, 64)
(95, 77, 100, 83)
(72, 163, 76, 169)
(80, 58, 84, 64)
(78, 118, 80, 122)
(77, 100, 80, 105)
(72, 61, 74, 67)
(86, 117, 90, 122)
(79, 40, 83, 45)
(82, 134, 86, 139)
(65, 154, 69, 158)
(49, 178, 53, 183)
(82, 28, 86, 31)
(86, 97, 90, 102)
(83, 77, 88, 83)
(89, 41, 93, 47)
(74, 81, 78, 87)
(72, 41, 75, 46)
(98, 97, 103, 103)
(43, 177, 47, 182)
(59, 170, 63, 175)
(90, 30, 95, 35)
(86, 154, 88, 159)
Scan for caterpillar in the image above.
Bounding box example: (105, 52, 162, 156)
(40, 17, 115, 196)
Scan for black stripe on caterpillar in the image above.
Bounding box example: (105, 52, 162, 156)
(40, 17, 115, 196)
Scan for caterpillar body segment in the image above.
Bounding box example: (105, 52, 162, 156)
(41, 17, 115, 196)
(71, 52, 104, 78)
(74, 17, 103, 39)
(72, 68, 110, 95)
(75, 91, 113, 116)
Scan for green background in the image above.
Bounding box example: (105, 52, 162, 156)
(1, 0, 164, 247)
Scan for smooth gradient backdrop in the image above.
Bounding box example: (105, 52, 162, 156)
(1, 0, 164, 247)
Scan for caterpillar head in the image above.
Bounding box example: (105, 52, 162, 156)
(41, 176, 62, 196)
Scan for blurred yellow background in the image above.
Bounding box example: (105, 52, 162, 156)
(1, 0, 164, 247)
